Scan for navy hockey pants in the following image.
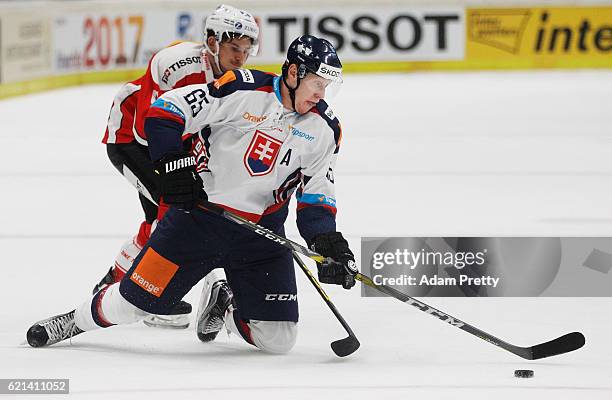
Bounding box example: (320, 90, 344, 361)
(118, 206, 299, 322)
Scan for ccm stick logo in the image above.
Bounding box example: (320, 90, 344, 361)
(254, 225, 287, 245)
(265, 294, 297, 301)
(406, 298, 465, 327)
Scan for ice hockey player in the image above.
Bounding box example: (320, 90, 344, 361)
(26, 35, 358, 355)
(96, 5, 259, 329)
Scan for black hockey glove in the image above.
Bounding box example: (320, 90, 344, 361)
(153, 151, 206, 211)
(309, 232, 358, 290)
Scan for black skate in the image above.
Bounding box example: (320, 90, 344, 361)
(196, 273, 233, 343)
(26, 310, 84, 347)
(92, 266, 117, 294)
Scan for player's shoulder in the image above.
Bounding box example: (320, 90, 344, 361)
(153, 41, 202, 65)
(309, 100, 342, 151)
(209, 69, 277, 98)
(151, 41, 203, 84)
(312, 100, 340, 127)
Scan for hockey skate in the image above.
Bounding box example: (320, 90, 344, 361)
(196, 273, 233, 342)
(26, 310, 84, 348)
(143, 300, 192, 329)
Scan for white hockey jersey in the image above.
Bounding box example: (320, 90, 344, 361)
(146, 69, 342, 232)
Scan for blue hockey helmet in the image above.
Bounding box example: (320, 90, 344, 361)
(282, 35, 343, 83)
(281, 35, 343, 110)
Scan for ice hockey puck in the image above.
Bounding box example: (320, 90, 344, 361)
(514, 369, 534, 378)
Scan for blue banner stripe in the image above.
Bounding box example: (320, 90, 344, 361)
(297, 193, 337, 208)
(151, 99, 186, 121)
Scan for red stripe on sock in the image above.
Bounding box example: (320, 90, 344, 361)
(237, 319, 254, 345)
(94, 286, 115, 327)
(112, 263, 127, 278)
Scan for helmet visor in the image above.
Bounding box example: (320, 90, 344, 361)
(301, 72, 342, 101)
(220, 39, 259, 58)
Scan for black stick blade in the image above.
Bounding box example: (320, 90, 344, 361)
(530, 331, 585, 360)
(331, 335, 360, 357)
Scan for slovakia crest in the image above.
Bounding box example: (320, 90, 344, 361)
(244, 130, 284, 176)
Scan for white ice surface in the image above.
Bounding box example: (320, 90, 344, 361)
(1, 71, 611, 399)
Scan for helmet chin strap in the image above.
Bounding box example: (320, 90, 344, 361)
(203, 40, 224, 78)
(282, 64, 304, 111)
(212, 52, 223, 76)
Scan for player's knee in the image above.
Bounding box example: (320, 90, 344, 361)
(249, 320, 297, 354)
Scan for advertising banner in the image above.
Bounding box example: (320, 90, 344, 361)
(50, 5, 465, 75)
(3, 2, 612, 99)
(0, 14, 52, 83)
(53, 11, 181, 73)
(255, 6, 465, 63)
(467, 7, 612, 68)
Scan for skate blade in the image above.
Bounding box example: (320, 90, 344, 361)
(143, 317, 190, 330)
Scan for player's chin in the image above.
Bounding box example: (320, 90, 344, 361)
(297, 101, 316, 114)
(221, 63, 239, 72)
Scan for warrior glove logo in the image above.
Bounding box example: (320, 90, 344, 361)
(164, 155, 196, 173)
(244, 130, 284, 176)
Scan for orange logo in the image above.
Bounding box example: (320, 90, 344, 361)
(130, 248, 179, 297)
(242, 112, 267, 123)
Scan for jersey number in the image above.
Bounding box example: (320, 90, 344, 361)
(184, 89, 209, 117)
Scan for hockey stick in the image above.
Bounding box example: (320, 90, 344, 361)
(196, 200, 586, 360)
(291, 252, 360, 357)
(194, 201, 358, 357)
(355, 274, 585, 360)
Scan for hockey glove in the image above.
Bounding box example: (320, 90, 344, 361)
(154, 151, 206, 211)
(310, 232, 358, 290)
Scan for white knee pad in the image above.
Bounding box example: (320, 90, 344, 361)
(248, 320, 298, 354)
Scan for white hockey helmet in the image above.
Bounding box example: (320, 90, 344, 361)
(204, 5, 259, 56)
